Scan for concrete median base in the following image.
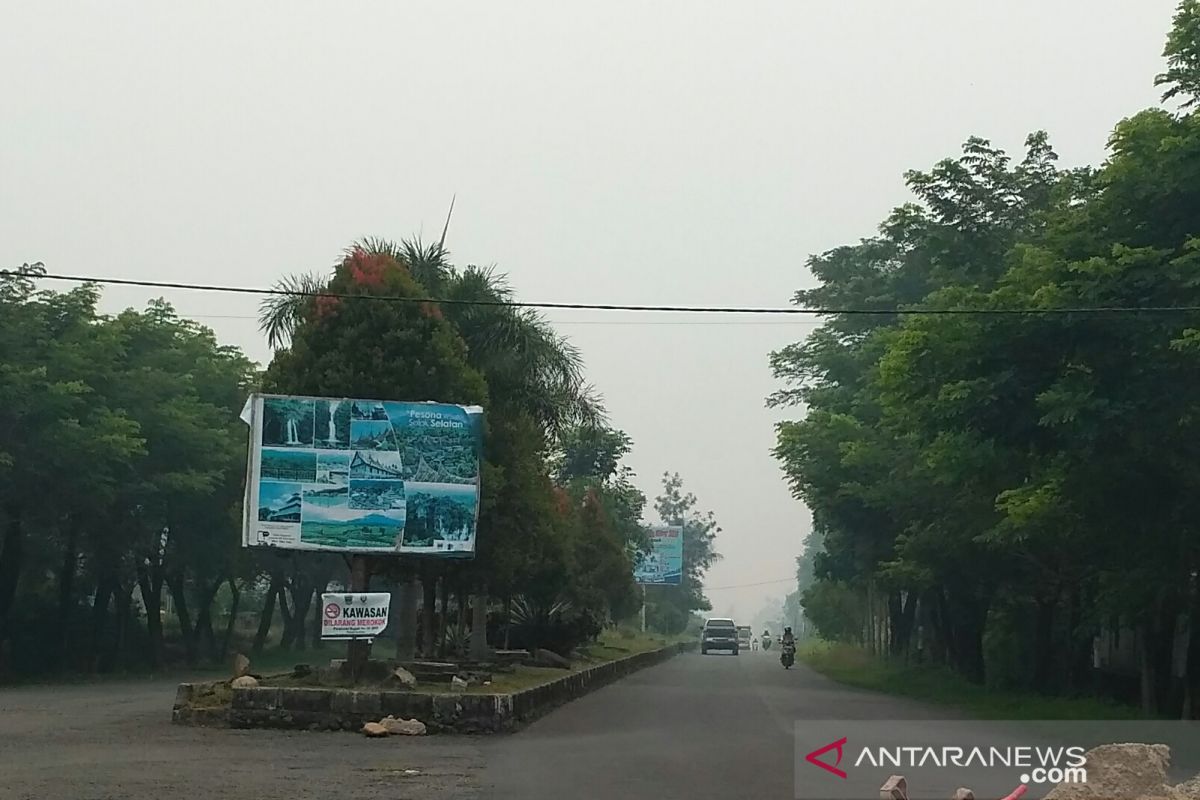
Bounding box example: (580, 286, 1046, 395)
(172, 640, 694, 734)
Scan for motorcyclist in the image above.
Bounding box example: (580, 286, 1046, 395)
(780, 626, 797, 668)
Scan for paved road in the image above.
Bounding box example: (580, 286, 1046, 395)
(0, 650, 955, 800)
(0, 677, 484, 800)
(481, 648, 954, 800)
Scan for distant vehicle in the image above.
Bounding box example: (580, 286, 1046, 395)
(736, 625, 752, 651)
(701, 617, 739, 655)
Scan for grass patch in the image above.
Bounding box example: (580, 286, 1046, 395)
(187, 680, 233, 709)
(247, 632, 688, 695)
(799, 641, 1144, 720)
(454, 630, 686, 694)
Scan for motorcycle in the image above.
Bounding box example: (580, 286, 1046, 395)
(780, 641, 796, 669)
(761, 636, 772, 651)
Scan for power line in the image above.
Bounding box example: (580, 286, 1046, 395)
(179, 312, 825, 327)
(9, 269, 1200, 316)
(704, 576, 796, 591)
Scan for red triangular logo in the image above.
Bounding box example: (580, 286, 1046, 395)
(805, 737, 848, 779)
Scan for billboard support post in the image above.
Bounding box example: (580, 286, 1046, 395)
(640, 585, 647, 633)
(347, 554, 370, 682)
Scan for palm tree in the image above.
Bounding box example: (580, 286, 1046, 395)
(256, 238, 450, 350)
(259, 237, 603, 438)
(438, 264, 604, 437)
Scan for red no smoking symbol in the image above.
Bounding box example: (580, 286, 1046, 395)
(324, 602, 341, 620)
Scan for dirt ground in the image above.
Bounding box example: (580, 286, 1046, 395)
(0, 678, 484, 800)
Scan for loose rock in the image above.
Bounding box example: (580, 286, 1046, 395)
(389, 666, 418, 689)
(952, 790, 974, 800)
(230, 675, 258, 689)
(534, 648, 572, 669)
(232, 652, 250, 678)
(1045, 743, 1177, 800)
(450, 675, 468, 692)
(362, 722, 389, 737)
(380, 715, 427, 735)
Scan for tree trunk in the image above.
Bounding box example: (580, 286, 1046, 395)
(503, 594, 512, 650)
(470, 584, 489, 661)
(394, 577, 419, 661)
(252, 573, 281, 654)
(436, 575, 450, 659)
(290, 583, 315, 652)
(278, 582, 296, 650)
(1065, 585, 1093, 693)
(220, 578, 241, 662)
(1140, 621, 1158, 716)
(311, 569, 335, 652)
(55, 517, 81, 668)
(193, 580, 222, 662)
(137, 563, 165, 670)
(1033, 589, 1059, 692)
(421, 572, 437, 658)
(167, 572, 195, 664)
(106, 582, 133, 673)
(889, 590, 918, 660)
(1155, 598, 1181, 716)
(933, 589, 955, 667)
(0, 503, 25, 673)
(312, 584, 324, 652)
(89, 576, 114, 671)
(454, 584, 468, 657)
(865, 582, 875, 655)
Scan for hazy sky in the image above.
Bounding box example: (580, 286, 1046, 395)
(2, 1, 1180, 620)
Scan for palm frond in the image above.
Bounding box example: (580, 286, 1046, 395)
(346, 237, 404, 264)
(509, 595, 573, 627)
(258, 271, 328, 349)
(400, 236, 453, 294)
(439, 266, 604, 437)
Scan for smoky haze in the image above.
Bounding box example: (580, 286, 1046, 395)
(0, 1, 1177, 620)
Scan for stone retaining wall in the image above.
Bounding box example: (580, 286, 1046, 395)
(172, 640, 693, 734)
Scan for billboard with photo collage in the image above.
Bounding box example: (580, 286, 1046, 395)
(241, 393, 482, 556)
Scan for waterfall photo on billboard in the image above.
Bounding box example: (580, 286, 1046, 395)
(242, 393, 482, 554)
(261, 396, 315, 448)
(314, 398, 351, 450)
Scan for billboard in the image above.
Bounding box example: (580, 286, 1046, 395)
(633, 525, 684, 585)
(241, 393, 482, 555)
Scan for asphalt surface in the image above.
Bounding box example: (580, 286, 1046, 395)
(0, 649, 957, 800)
(482, 647, 956, 800)
(0, 676, 484, 800)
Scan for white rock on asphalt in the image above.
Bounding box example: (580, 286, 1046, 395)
(381, 715, 427, 735)
(361, 722, 389, 737)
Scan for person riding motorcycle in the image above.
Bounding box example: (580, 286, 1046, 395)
(780, 626, 797, 668)
(761, 628, 773, 650)
(781, 626, 795, 647)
